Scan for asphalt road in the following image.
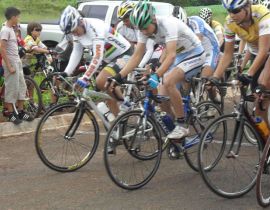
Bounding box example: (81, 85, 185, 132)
(0, 130, 264, 210)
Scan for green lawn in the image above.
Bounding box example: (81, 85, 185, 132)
(186, 4, 228, 25)
(0, 2, 228, 26)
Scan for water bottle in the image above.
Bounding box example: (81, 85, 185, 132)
(254, 117, 270, 141)
(160, 112, 175, 132)
(97, 102, 115, 122)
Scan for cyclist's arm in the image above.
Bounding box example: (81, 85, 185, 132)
(64, 41, 83, 76)
(83, 39, 105, 79)
(213, 41, 234, 78)
(119, 42, 145, 78)
(247, 34, 270, 76)
(138, 39, 155, 68)
(155, 41, 176, 78)
(214, 26, 224, 47)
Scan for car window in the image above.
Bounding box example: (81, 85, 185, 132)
(82, 5, 108, 20)
(111, 6, 119, 28)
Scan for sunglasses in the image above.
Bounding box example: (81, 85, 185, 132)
(227, 7, 244, 14)
(34, 28, 42, 32)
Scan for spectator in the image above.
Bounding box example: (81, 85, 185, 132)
(0, 7, 33, 124)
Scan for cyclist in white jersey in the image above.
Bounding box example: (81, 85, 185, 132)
(59, 5, 131, 115)
(109, 1, 206, 139)
(116, 0, 162, 68)
(177, 7, 220, 76)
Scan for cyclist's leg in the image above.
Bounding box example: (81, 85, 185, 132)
(257, 55, 270, 128)
(96, 68, 120, 116)
(201, 49, 220, 101)
(164, 47, 206, 139)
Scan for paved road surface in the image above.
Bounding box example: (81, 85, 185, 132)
(0, 132, 264, 210)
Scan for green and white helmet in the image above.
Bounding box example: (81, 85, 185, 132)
(130, 1, 155, 29)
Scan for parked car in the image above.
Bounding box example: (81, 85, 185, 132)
(20, 1, 174, 48)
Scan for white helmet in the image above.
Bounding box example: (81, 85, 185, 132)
(222, 0, 250, 10)
(178, 7, 187, 23)
(261, 0, 270, 9)
(59, 5, 81, 34)
(117, 1, 135, 20)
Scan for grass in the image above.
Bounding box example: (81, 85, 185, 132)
(0, 2, 228, 26)
(185, 4, 228, 24)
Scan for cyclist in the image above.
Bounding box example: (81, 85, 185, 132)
(116, 0, 162, 68)
(176, 7, 220, 79)
(213, 0, 270, 128)
(199, 7, 225, 51)
(109, 1, 205, 139)
(59, 5, 131, 116)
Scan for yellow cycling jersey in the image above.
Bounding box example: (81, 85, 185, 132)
(224, 4, 270, 54)
(211, 20, 224, 35)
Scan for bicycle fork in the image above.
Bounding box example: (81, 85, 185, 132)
(64, 102, 85, 140)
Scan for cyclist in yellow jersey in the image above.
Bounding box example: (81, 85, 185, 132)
(213, 0, 270, 128)
(199, 7, 225, 50)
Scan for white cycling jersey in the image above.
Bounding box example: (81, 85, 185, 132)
(116, 21, 159, 68)
(188, 16, 219, 52)
(137, 16, 201, 54)
(65, 18, 130, 78)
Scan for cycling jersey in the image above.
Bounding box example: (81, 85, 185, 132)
(138, 16, 205, 77)
(188, 16, 220, 70)
(65, 18, 131, 77)
(116, 21, 137, 43)
(211, 20, 224, 36)
(116, 20, 160, 68)
(224, 4, 270, 55)
(138, 16, 201, 54)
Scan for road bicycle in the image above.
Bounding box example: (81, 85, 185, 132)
(198, 80, 265, 199)
(104, 80, 222, 190)
(34, 68, 147, 172)
(256, 87, 270, 207)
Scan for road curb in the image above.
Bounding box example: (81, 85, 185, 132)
(0, 113, 103, 139)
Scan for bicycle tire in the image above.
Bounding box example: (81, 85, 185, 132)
(256, 137, 270, 207)
(198, 114, 263, 198)
(184, 101, 222, 172)
(24, 75, 42, 118)
(35, 101, 99, 172)
(104, 110, 162, 190)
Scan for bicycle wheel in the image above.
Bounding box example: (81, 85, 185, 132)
(35, 101, 99, 172)
(256, 137, 270, 207)
(24, 76, 42, 118)
(198, 114, 263, 198)
(184, 101, 222, 172)
(104, 110, 162, 190)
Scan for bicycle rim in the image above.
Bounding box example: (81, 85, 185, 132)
(199, 114, 262, 198)
(184, 101, 222, 172)
(104, 110, 162, 190)
(35, 102, 99, 172)
(256, 138, 270, 207)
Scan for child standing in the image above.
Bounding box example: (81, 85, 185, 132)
(0, 7, 33, 124)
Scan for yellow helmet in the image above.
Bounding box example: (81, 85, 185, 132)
(117, 1, 135, 20)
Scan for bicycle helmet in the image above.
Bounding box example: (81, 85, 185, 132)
(222, 0, 250, 10)
(199, 8, 212, 25)
(59, 5, 81, 34)
(130, 1, 155, 29)
(261, 0, 270, 9)
(117, 1, 135, 20)
(178, 7, 187, 23)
